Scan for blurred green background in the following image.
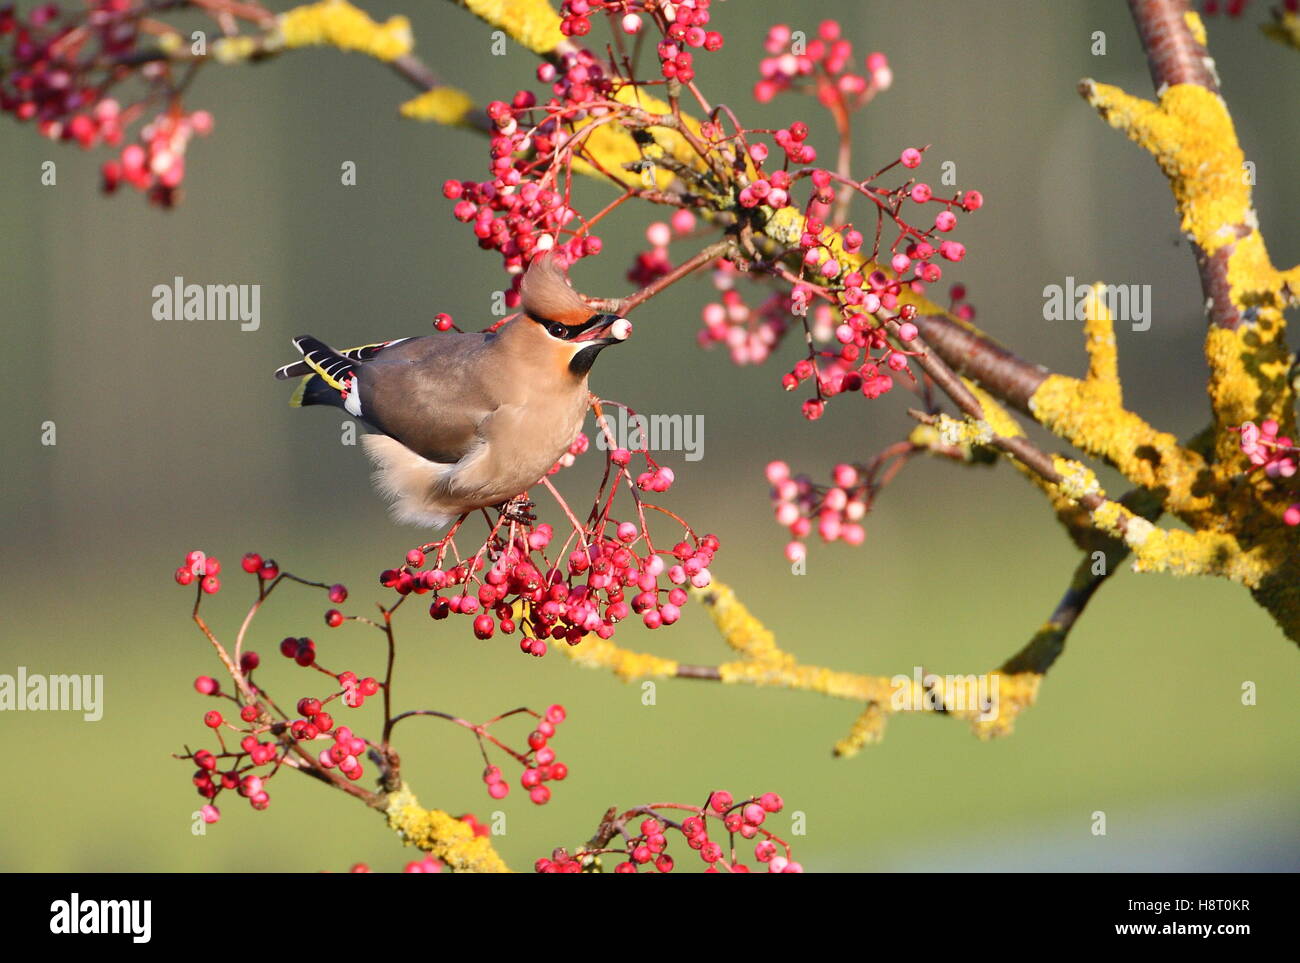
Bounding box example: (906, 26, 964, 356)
(2, 0, 1297, 872)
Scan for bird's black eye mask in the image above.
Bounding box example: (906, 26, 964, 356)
(529, 312, 612, 342)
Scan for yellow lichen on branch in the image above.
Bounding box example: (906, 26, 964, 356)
(277, 0, 413, 61)
(1027, 281, 1214, 521)
(694, 584, 1039, 745)
(1076, 15, 1300, 644)
(1031, 372, 1215, 517)
(556, 632, 680, 680)
(550, 579, 1041, 748)
(1079, 77, 1295, 462)
(1262, 10, 1300, 50)
(833, 703, 887, 758)
(400, 86, 477, 125)
(452, 0, 567, 55)
(567, 91, 713, 191)
(1083, 83, 1247, 257)
(385, 784, 510, 872)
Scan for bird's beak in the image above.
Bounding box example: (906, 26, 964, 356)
(573, 313, 633, 345)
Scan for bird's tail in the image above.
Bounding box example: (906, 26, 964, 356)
(288, 372, 340, 409)
(274, 337, 409, 382)
(276, 335, 360, 413)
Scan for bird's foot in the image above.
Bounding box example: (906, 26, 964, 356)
(499, 497, 536, 525)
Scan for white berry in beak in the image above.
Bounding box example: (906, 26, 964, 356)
(610, 317, 632, 341)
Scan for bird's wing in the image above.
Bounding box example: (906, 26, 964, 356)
(273, 338, 414, 381)
(358, 334, 504, 465)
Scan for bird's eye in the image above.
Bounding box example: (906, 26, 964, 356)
(548, 323, 568, 339)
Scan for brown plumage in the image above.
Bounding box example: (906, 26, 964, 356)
(274, 254, 630, 528)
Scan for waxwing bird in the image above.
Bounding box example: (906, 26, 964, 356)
(274, 254, 632, 528)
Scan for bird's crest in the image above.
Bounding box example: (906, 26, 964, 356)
(520, 252, 592, 325)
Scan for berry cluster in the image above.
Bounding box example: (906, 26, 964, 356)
(0, 1, 212, 206)
(440, 2, 726, 295)
(558, 1, 723, 82)
(174, 550, 288, 592)
(100, 108, 213, 205)
(441, 38, 624, 293)
(698, 260, 793, 364)
(481, 704, 569, 805)
(1, 2, 135, 128)
(1239, 419, 1297, 479)
(177, 549, 576, 824)
(383, 523, 718, 655)
(755, 21, 893, 106)
(766, 460, 867, 562)
(627, 210, 695, 288)
(537, 789, 801, 873)
(173, 549, 223, 594)
(762, 434, 929, 561)
(768, 162, 982, 419)
(188, 641, 380, 820)
(1236, 420, 1300, 525)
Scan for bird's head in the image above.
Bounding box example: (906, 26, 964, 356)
(519, 252, 632, 377)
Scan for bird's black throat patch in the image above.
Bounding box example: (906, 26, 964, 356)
(568, 342, 608, 376)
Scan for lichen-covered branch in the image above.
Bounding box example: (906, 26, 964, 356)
(1075, 0, 1300, 642)
(559, 580, 1049, 752)
(385, 784, 512, 873)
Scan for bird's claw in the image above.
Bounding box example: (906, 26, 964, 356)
(500, 497, 537, 525)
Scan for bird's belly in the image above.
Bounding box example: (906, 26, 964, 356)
(442, 395, 587, 509)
